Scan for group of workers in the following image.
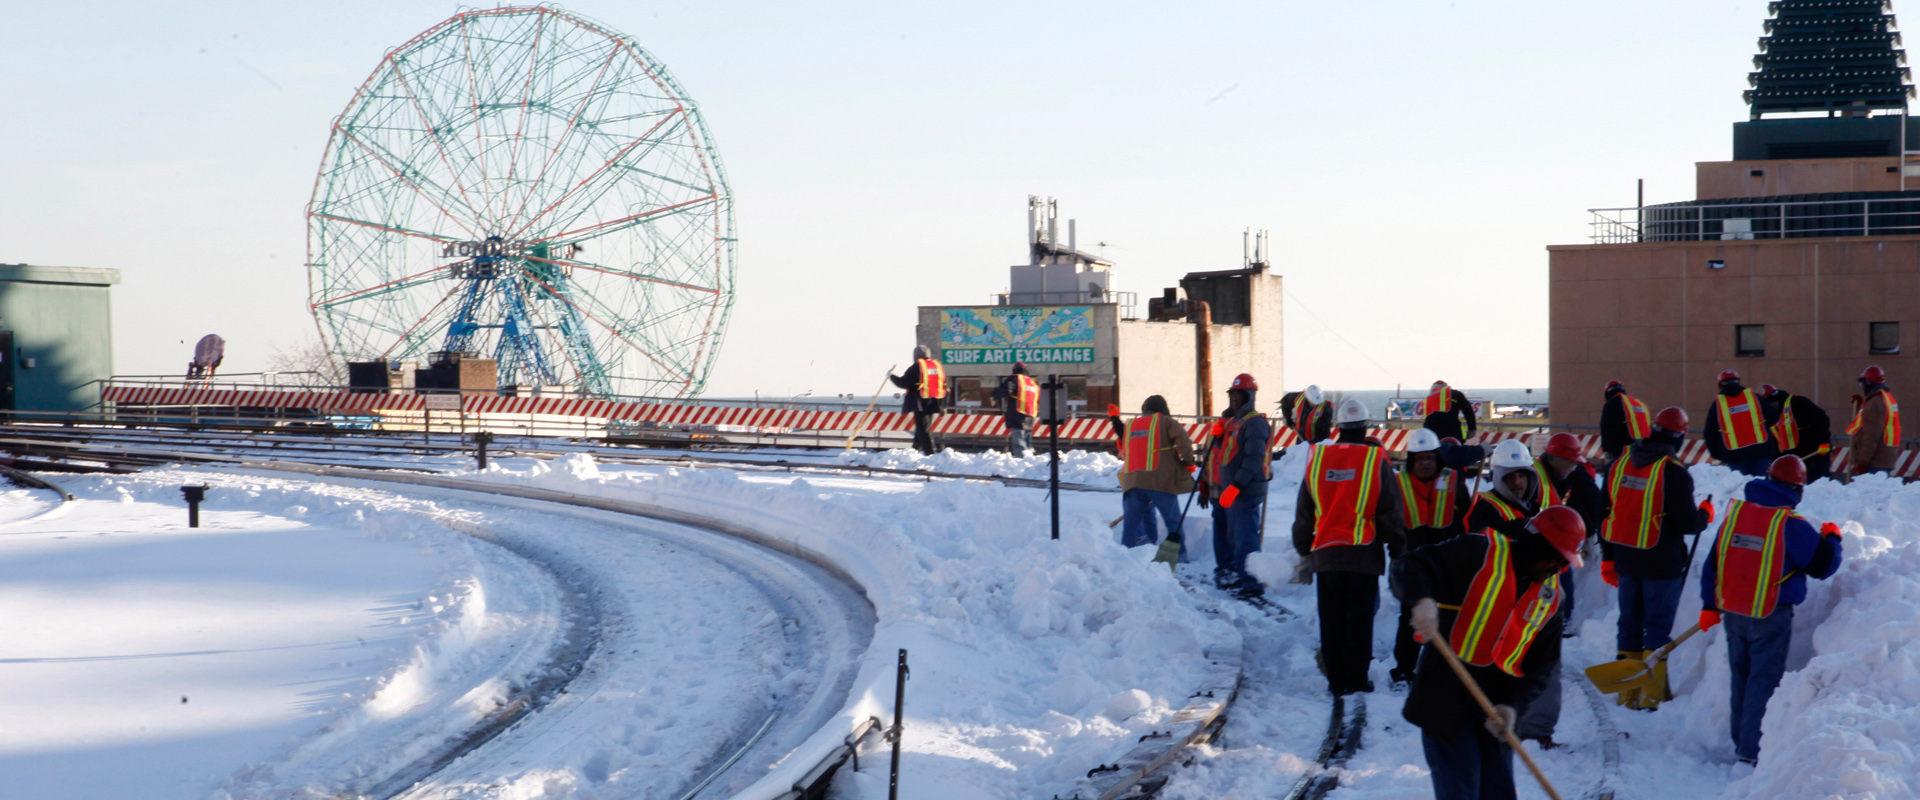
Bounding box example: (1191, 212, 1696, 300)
(889, 346, 1887, 798)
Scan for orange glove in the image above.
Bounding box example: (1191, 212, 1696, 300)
(1219, 485, 1241, 508)
(1601, 561, 1618, 588)
(1187, 465, 1198, 476)
(1699, 609, 1722, 631)
(1821, 522, 1843, 538)
(1700, 499, 1715, 524)
(1107, 403, 1121, 418)
(1209, 420, 1225, 438)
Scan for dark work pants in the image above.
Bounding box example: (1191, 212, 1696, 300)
(1316, 570, 1379, 695)
(1727, 604, 1794, 762)
(1209, 484, 1267, 579)
(1422, 722, 1516, 800)
(1121, 489, 1181, 548)
(1393, 594, 1421, 678)
(1515, 659, 1562, 740)
(1007, 427, 1032, 458)
(1616, 573, 1684, 652)
(911, 411, 937, 454)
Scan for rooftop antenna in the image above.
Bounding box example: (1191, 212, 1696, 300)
(1243, 227, 1251, 268)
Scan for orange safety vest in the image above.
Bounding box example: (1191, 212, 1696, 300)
(1396, 468, 1457, 530)
(1621, 394, 1652, 440)
(1769, 396, 1831, 456)
(1421, 386, 1453, 416)
(917, 358, 947, 400)
(1712, 500, 1797, 619)
(1846, 389, 1902, 446)
(1601, 447, 1672, 549)
(1472, 491, 1529, 523)
(1207, 409, 1273, 486)
(1714, 389, 1771, 450)
(1308, 443, 1386, 550)
(1531, 461, 1564, 508)
(1449, 532, 1562, 677)
(1014, 374, 1040, 417)
(1122, 415, 1164, 474)
(1295, 401, 1327, 439)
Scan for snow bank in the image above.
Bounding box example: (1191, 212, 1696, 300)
(833, 446, 1122, 485)
(467, 452, 1231, 799)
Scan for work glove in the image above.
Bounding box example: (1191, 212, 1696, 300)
(1699, 609, 1722, 631)
(1821, 521, 1843, 538)
(1219, 485, 1241, 508)
(1700, 498, 1715, 524)
(1187, 464, 1198, 476)
(1485, 705, 1517, 739)
(1410, 598, 1440, 644)
(1209, 420, 1225, 438)
(1196, 482, 1211, 509)
(1107, 403, 1121, 418)
(1601, 560, 1619, 588)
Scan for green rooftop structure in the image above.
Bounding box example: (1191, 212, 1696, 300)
(0, 264, 120, 413)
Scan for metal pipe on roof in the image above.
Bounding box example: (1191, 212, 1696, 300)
(1191, 301, 1213, 417)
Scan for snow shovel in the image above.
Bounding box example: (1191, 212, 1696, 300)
(1584, 623, 1703, 695)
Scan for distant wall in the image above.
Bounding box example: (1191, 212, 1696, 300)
(0, 265, 120, 412)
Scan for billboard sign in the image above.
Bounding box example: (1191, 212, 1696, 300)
(938, 306, 1095, 366)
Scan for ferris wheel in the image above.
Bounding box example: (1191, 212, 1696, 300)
(306, 6, 735, 399)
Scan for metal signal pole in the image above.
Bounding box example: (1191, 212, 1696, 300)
(1044, 374, 1064, 540)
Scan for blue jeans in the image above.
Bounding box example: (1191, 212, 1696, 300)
(1727, 604, 1794, 762)
(1616, 573, 1685, 652)
(1423, 724, 1516, 800)
(1209, 482, 1268, 577)
(1008, 427, 1032, 458)
(1121, 488, 1182, 548)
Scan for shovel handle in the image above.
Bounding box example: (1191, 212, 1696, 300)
(1646, 623, 1703, 664)
(1429, 635, 1565, 800)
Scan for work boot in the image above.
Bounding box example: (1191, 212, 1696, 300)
(1389, 668, 1414, 689)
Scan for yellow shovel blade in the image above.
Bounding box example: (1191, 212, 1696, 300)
(1585, 658, 1654, 695)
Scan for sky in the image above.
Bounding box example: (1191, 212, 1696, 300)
(0, 1, 1770, 397)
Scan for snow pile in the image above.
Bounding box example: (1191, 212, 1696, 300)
(833, 446, 1122, 485)
(470, 452, 1231, 798)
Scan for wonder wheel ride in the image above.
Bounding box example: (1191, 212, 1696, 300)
(306, 5, 735, 398)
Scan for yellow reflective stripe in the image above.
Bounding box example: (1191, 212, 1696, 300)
(1482, 493, 1523, 520)
(1435, 470, 1455, 528)
(1396, 470, 1424, 529)
(1349, 447, 1380, 545)
(1750, 510, 1790, 617)
(1498, 576, 1559, 676)
(1633, 458, 1666, 548)
(1457, 535, 1512, 659)
(1306, 444, 1327, 509)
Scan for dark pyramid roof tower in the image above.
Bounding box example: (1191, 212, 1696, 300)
(1747, 0, 1914, 118)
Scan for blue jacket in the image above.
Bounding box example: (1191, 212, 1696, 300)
(1224, 411, 1272, 490)
(1700, 479, 1843, 611)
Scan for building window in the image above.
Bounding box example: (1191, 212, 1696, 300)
(1871, 321, 1901, 355)
(1736, 325, 1766, 357)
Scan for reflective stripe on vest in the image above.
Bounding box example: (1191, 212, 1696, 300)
(917, 359, 947, 400)
(1421, 387, 1452, 416)
(1532, 461, 1563, 508)
(1847, 390, 1902, 446)
(1396, 468, 1457, 530)
(1296, 402, 1326, 440)
(1602, 448, 1670, 549)
(1770, 398, 1799, 452)
(1308, 443, 1385, 550)
(1207, 409, 1273, 486)
(1122, 415, 1162, 474)
(1712, 499, 1795, 619)
(1015, 374, 1040, 417)
(1474, 491, 1527, 522)
(1715, 389, 1770, 450)
(1622, 394, 1652, 440)
(1449, 532, 1561, 677)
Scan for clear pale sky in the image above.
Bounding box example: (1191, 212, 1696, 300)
(0, 1, 1768, 397)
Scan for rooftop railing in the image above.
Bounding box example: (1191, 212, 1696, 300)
(1589, 195, 1920, 244)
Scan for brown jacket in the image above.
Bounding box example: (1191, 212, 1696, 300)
(1850, 391, 1900, 473)
(1116, 413, 1197, 494)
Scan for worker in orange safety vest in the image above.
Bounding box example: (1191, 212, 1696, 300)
(1847, 365, 1902, 475)
(1198, 373, 1273, 593)
(1600, 380, 1653, 465)
(1392, 506, 1585, 800)
(888, 345, 946, 454)
(991, 362, 1041, 457)
(1697, 455, 1843, 764)
(1705, 370, 1780, 477)
(1107, 395, 1196, 549)
(1292, 398, 1404, 696)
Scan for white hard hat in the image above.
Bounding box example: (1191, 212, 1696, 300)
(1491, 439, 1534, 469)
(1336, 398, 1369, 425)
(1406, 428, 1442, 453)
(1304, 385, 1324, 405)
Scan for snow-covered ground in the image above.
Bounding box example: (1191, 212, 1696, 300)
(1, 438, 1915, 799)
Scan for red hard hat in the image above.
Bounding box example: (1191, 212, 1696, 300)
(1229, 373, 1258, 391)
(1719, 370, 1741, 383)
(1653, 406, 1689, 435)
(1364, 436, 1385, 447)
(1760, 384, 1778, 397)
(1862, 365, 1887, 384)
(1768, 454, 1808, 487)
(1440, 437, 1462, 446)
(1545, 432, 1584, 461)
(1528, 506, 1587, 568)
(1605, 380, 1624, 391)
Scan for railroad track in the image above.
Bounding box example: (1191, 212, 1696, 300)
(10, 440, 884, 800)
(1283, 693, 1367, 800)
